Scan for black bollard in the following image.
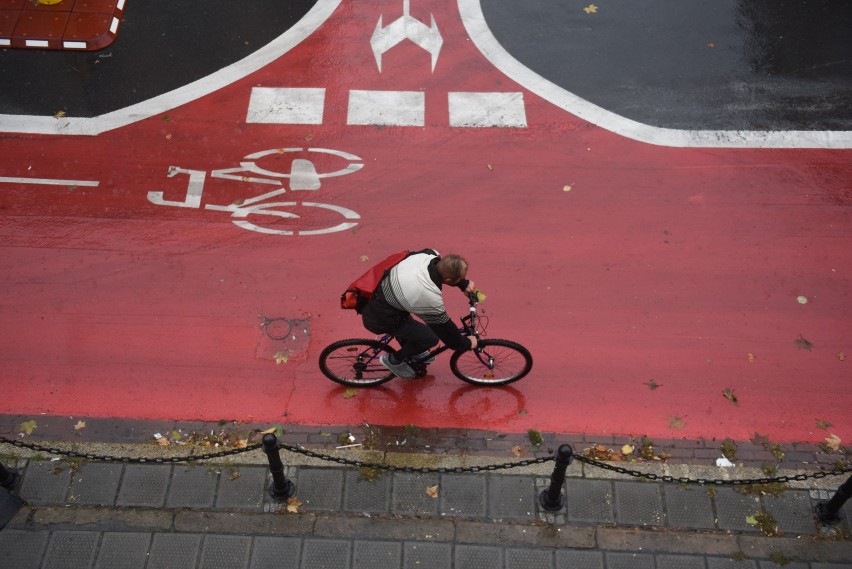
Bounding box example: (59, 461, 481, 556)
(814, 474, 851, 525)
(262, 433, 296, 501)
(539, 444, 574, 512)
(0, 461, 19, 491)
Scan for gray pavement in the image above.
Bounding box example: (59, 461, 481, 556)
(1, 441, 850, 569)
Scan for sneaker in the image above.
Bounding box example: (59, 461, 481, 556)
(379, 353, 416, 379)
(414, 350, 436, 364)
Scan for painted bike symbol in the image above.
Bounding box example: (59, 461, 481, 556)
(147, 147, 363, 236)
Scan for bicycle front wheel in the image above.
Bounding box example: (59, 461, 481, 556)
(450, 339, 533, 386)
(319, 339, 395, 387)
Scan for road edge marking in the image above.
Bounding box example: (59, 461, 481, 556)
(459, 0, 852, 149)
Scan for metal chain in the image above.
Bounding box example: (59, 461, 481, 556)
(278, 442, 554, 473)
(574, 455, 852, 485)
(0, 436, 263, 464)
(2, 435, 849, 483)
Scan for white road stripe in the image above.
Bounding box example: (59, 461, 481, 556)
(459, 0, 852, 149)
(0, 177, 100, 187)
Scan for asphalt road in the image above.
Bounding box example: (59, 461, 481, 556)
(2, 0, 850, 130)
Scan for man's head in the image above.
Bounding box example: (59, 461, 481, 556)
(437, 254, 468, 285)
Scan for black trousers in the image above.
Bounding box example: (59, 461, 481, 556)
(362, 298, 438, 361)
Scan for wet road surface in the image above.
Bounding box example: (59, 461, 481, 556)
(0, 0, 850, 445)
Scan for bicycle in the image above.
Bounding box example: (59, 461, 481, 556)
(319, 293, 532, 387)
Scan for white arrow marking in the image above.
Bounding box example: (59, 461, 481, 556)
(370, 0, 443, 73)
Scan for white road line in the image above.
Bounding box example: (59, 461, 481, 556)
(0, 0, 342, 136)
(0, 177, 100, 187)
(459, 0, 852, 149)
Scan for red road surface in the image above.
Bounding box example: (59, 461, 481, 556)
(1, 0, 850, 444)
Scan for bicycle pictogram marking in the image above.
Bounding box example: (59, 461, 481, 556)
(147, 147, 363, 236)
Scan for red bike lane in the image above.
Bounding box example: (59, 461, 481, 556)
(1, 0, 849, 444)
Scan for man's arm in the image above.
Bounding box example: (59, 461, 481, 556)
(429, 319, 473, 352)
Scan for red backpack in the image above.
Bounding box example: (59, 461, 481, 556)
(340, 250, 412, 313)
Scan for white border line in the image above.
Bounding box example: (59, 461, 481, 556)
(0, 177, 100, 186)
(0, 0, 341, 136)
(459, 0, 852, 149)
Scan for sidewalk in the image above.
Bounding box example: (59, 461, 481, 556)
(1, 431, 850, 569)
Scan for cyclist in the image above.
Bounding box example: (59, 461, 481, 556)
(362, 249, 479, 379)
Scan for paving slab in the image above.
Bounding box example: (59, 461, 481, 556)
(0, 439, 849, 569)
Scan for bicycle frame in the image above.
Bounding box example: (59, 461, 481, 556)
(373, 293, 493, 369)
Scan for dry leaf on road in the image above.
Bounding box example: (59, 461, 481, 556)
(286, 497, 302, 513)
(274, 352, 289, 364)
(824, 434, 842, 452)
(669, 416, 686, 430)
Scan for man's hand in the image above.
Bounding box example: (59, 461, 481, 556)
(468, 336, 478, 349)
(464, 280, 476, 294)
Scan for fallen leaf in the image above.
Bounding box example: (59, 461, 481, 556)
(797, 295, 808, 304)
(669, 416, 686, 430)
(746, 353, 755, 363)
(19, 420, 37, 435)
(156, 437, 170, 446)
(837, 352, 846, 361)
(645, 379, 661, 390)
(824, 434, 842, 452)
(162, 115, 170, 122)
(342, 388, 358, 399)
(583, 4, 598, 13)
(286, 497, 302, 513)
(304, 134, 313, 141)
(426, 485, 439, 498)
(274, 352, 289, 364)
(74, 420, 86, 430)
(751, 432, 769, 446)
(487, 164, 493, 171)
(563, 185, 572, 192)
(745, 515, 758, 526)
(165, 133, 172, 140)
(518, 409, 528, 415)
(229, 471, 241, 481)
(511, 445, 522, 457)
(170, 430, 182, 441)
(722, 388, 738, 404)
(795, 335, 813, 351)
(816, 420, 833, 430)
(621, 444, 634, 455)
(707, 42, 716, 48)
(54, 110, 66, 119)
(260, 427, 277, 435)
(235, 439, 248, 448)
(51, 466, 63, 475)
(360, 255, 369, 262)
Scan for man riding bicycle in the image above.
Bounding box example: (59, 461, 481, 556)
(361, 249, 479, 379)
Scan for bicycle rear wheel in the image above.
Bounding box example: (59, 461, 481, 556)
(319, 339, 395, 387)
(449, 339, 532, 386)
